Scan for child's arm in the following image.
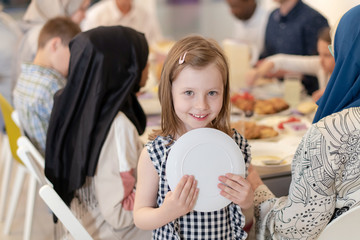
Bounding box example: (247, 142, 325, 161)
(134, 147, 199, 230)
(218, 172, 254, 209)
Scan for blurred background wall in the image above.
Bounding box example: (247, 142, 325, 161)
(1, 0, 359, 43)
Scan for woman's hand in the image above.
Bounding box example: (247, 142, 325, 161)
(161, 175, 199, 220)
(312, 87, 325, 102)
(246, 164, 264, 191)
(218, 173, 254, 209)
(245, 68, 259, 87)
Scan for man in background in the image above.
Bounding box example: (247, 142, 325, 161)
(261, 0, 329, 95)
(82, 0, 162, 46)
(226, 0, 276, 65)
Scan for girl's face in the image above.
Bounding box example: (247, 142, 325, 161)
(317, 39, 335, 74)
(171, 63, 224, 136)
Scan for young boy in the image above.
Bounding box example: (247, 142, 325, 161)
(13, 16, 81, 155)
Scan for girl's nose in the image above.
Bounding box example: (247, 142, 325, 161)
(195, 96, 209, 110)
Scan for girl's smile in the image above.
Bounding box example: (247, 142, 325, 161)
(190, 113, 209, 120)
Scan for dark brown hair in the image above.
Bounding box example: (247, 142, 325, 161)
(38, 16, 81, 49)
(151, 35, 231, 139)
(318, 27, 331, 44)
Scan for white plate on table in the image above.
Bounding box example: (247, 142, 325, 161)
(166, 128, 245, 212)
(251, 141, 293, 175)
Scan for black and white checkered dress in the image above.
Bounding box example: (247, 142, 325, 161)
(146, 129, 251, 240)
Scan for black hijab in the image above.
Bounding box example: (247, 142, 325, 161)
(45, 26, 148, 205)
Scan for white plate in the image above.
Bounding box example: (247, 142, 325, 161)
(250, 141, 294, 175)
(251, 155, 293, 167)
(166, 128, 245, 212)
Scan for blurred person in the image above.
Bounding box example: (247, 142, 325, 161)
(226, 0, 276, 66)
(13, 17, 81, 155)
(248, 5, 360, 239)
(247, 27, 335, 102)
(261, 0, 328, 58)
(0, 6, 22, 103)
(45, 26, 151, 240)
(261, 0, 329, 95)
(0, 6, 22, 131)
(81, 0, 162, 46)
(18, 0, 89, 64)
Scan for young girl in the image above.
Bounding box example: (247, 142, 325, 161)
(134, 35, 253, 239)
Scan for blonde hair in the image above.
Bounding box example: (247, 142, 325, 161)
(152, 35, 231, 139)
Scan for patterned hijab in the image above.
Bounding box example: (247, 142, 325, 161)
(313, 5, 360, 123)
(23, 0, 84, 24)
(45, 26, 148, 205)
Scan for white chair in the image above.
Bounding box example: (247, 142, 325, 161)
(0, 133, 12, 220)
(39, 185, 93, 240)
(16, 136, 48, 186)
(16, 136, 93, 240)
(0, 95, 37, 240)
(317, 205, 360, 240)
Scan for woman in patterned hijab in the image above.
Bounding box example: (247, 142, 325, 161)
(248, 5, 360, 240)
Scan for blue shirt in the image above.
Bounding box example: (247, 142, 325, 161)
(13, 63, 66, 155)
(261, 0, 329, 58)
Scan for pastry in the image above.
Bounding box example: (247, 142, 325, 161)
(231, 120, 278, 139)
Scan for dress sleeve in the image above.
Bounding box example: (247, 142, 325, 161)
(254, 126, 336, 240)
(94, 112, 143, 229)
(267, 54, 320, 76)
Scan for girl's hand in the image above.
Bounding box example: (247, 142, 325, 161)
(161, 175, 199, 220)
(218, 173, 254, 209)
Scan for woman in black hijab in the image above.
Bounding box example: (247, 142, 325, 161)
(45, 26, 151, 239)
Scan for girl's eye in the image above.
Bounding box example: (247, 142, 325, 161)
(208, 91, 218, 96)
(184, 90, 194, 96)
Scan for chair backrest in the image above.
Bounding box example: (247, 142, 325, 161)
(39, 184, 93, 240)
(16, 136, 48, 185)
(0, 94, 22, 164)
(317, 205, 360, 240)
(16, 137, 93, 239)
